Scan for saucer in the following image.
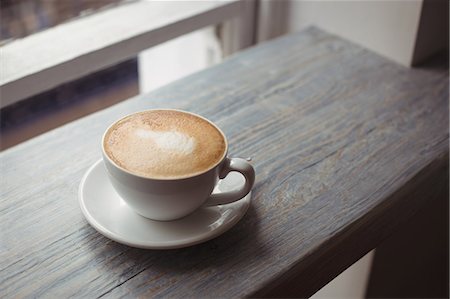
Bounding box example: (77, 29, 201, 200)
(78, 159, 251, 249)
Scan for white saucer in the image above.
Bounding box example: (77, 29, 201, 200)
(78, 159, 251, 249)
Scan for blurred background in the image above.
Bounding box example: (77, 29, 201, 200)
(0, 1, 448, 298)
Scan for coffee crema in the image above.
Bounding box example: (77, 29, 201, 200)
(104, 110, 226, 179)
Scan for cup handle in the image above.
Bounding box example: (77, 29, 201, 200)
(204, 157, 255, 206)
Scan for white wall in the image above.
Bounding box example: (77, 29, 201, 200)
(311, 251, 374, 299)
(138, 27, 221, 94)
(286, 0, 423, 66)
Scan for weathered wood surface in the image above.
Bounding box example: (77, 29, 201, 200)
(1, 27, 448, 298)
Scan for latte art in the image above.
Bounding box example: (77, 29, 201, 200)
(135, 129, 195, 154)
(104, 110, 226, 179)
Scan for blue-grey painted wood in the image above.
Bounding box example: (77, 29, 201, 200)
(1, 27, 448, 298)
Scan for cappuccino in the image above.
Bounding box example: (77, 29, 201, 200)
(104, 110, 227, 179)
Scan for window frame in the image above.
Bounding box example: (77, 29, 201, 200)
(0, 0, 256, 108)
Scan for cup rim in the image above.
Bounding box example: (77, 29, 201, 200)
(101, 108, 229, 181)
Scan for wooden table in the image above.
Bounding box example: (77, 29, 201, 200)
(1, 27, 448, 298)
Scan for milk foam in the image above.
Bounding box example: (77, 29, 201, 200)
(104, 110, 226, 179)
(135, 129, 195, 155)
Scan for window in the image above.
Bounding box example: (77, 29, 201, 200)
(0, 0, 256, 149)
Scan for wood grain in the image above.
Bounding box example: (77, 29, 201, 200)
(1, 27, 448, 298)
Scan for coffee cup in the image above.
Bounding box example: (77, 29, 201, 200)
(102, 109, 255, 221)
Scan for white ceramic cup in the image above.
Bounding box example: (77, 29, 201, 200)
(102, 110, 255, 221)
